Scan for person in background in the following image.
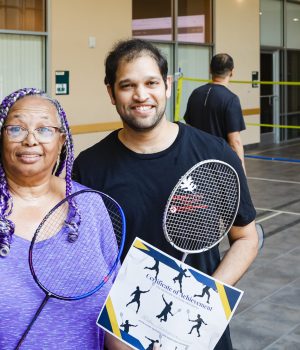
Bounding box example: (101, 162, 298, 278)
(184, 53, 266, 248)
(184, 53, 246, 173)
(73, 39, 258, 350)
(0, 87, 134, 350)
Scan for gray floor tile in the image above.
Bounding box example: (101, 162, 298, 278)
(231, 303, 300, 349)
(263, 325, 300, 350)
(266, 285, 300, 310)
(231, 318, 279, 350)
(230, 144, 300, 350)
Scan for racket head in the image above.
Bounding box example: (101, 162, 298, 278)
(163, 159, 240, 254)
(29, 189, 126, 300)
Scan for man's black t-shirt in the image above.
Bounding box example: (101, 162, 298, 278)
(184, 83, 246, 141)
(73, 122, 255, 269)
(73, 122, 256, 349)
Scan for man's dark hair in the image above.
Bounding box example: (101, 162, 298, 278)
(210, 53, 234, 78)
(104, 38, 168, 94)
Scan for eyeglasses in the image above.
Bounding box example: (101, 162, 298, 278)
(2, 125, 64, 143)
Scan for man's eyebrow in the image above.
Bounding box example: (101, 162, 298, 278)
(118, 79, 132, 85)
(118, 75, 161, 84)
(144, 75, 161, 80)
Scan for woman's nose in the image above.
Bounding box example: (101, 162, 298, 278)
(22, 131, 39, 146)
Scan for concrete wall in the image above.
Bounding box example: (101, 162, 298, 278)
(49, 0, 260, 155)
(214, 0, 260, 145)
(49, 0, 131, 155)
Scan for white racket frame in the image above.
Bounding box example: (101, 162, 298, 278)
(162, 159, 240, 259)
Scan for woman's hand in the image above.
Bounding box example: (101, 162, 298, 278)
(105, 332, 161, 349)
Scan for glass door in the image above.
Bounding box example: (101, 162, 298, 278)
(260, 51, 280, 144)
(285, 50, 300, 141)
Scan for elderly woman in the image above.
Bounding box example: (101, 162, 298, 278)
(0, 88, 132, 350)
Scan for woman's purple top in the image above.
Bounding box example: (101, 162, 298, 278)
(0, 181, 115, 350)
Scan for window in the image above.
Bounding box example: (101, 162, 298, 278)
(286, 1, 300, 49)
(132, 0, 172, 41)
(178, 0, 211, 43)
(132, 0, 212, 121)
(260, 0, 283, 47)
(132, 0, 212, 43)
(0, 1, 46, 100)
(0, 33, 45, 100)
(0, 0, 45, 32)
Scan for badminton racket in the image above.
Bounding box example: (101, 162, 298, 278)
(15, 189, 126, 349)
(163, 159, 240, 262)
(186, 309, 190, 319)
(173, 308, 182, 316)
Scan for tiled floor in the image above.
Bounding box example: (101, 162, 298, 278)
(223, 142, 300, 350)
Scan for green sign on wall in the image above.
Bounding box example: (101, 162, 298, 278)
(55, 71, 69, 95)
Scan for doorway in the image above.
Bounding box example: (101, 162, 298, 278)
(260, 51, 280, 144)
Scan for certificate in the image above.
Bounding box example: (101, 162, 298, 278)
(97, 238, 243, 350)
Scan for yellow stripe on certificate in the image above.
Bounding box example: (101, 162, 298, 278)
(216, 282, 232, 320)
(106, 296, 121, 337)
(133, 239, 150, 251)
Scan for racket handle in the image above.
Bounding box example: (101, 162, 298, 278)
(181, 252, 188, 262)
(15, 294, 50, 350)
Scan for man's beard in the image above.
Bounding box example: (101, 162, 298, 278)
(119, 106, 166, 132)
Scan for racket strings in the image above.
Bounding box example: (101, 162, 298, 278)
(31, 191, 124, 299)
(39, 209, 119, 295)
(164, 161, 239, 252)
(101, 197, 124, 244)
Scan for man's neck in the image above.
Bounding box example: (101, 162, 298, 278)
(118, 118, 179, 154)
(212, 75, 230, 86)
